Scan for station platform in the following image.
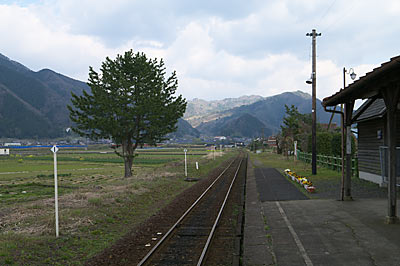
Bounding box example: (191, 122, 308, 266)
(243, 158, 400, 266)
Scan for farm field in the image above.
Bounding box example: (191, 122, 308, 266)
(0, 145, 236, 265)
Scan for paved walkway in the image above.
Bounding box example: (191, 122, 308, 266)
(254, 167, 308, 201)
(243, 158, 400, 266)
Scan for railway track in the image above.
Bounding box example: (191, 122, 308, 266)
(137, 153, 247, 266)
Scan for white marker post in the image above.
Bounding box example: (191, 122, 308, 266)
(184, 148, 188, 178)
(213, 146, 215, 160)
(51, 145, 59, 237)
(196, 161, 199, 170)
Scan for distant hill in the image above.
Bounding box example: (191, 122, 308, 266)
(184, 95, 264, 127)
(169, 118, 200, 138)
(195, 91, 339, 137)
(217, 113, 269, 138)
(0, 53, 89, 138)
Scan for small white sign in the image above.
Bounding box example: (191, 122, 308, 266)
(51, 145, 59, 153)
(0, 149, 9, 155)
(184, 148, 187, 153)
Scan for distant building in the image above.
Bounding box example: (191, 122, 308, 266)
(4, 143, 21, 146)
(267, 136, 277, 147)
(214, 136, 227, 141)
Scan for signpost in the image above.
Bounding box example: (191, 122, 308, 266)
(51, 145, 59, 237)
(213, 146, 216, 160)
(184, 148, 188, 178)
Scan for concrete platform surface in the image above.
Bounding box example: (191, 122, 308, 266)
(244, 158, 400, 266)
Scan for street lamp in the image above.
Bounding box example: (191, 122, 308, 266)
(345, 68, 357, 81)
(306, 73, 313, 84)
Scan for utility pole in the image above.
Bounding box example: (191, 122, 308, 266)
(307, 29, 321, 175)
(342, 68, 356, 200)
(262, 127, 265, 152)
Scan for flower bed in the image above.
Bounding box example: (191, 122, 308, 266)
(284, 169, 316, 193)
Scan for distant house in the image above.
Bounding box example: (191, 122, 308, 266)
(267, 136, 277, 147)
(353, 98, 399, 186)
(214, 136, 227, 141)
(4, 143, 21, 146)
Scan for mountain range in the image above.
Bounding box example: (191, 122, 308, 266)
(0, 53, 339, 139)
(184, 95, 264, 127)
(0, 53, 88, 138)
(186, 91, 339, 138)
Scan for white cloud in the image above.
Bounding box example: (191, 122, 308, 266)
(163, 21, 315, 100)
(0, 3, 158, 80)
(0, 0, 398, 103)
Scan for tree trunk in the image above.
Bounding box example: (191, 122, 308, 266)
(124, 157, 132, 177)
(122, 138, 134, 178)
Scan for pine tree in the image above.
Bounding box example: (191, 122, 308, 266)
(280, 104, 312, 153)
(68, 50, 187, 177)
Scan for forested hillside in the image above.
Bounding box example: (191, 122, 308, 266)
(0, 54, 89, 138)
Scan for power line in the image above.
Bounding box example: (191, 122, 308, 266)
(316, 0, 338, 28)
(321, 0, 359, 34)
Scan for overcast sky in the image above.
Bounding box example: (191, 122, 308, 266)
(0, 0, 399, 103)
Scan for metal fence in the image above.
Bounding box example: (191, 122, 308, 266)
(297, 150, 358, 177)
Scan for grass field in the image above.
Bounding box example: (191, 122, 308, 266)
(0, 145, 237, 265)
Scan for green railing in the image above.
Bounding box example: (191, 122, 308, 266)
(297, 150, 358, 177)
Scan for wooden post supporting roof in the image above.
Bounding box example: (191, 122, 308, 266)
(381, 85, 400, 223)
(344, 101, 354, 201)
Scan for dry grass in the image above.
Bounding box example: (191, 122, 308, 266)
(0, 166, 178, 237)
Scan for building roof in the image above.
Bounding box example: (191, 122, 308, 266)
(322, 55, 400, 107)
(353, 98, 386, 122)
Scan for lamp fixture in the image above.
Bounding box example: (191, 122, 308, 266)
(345, 68, 357, 81)
(348, 68, 356, 80)
(306, 73, 314, 84)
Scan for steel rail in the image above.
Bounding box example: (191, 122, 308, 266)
(197, 157, 244, 266)
(137, 156, 238, 266)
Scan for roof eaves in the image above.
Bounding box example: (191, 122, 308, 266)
(322, 55, 400, 107)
